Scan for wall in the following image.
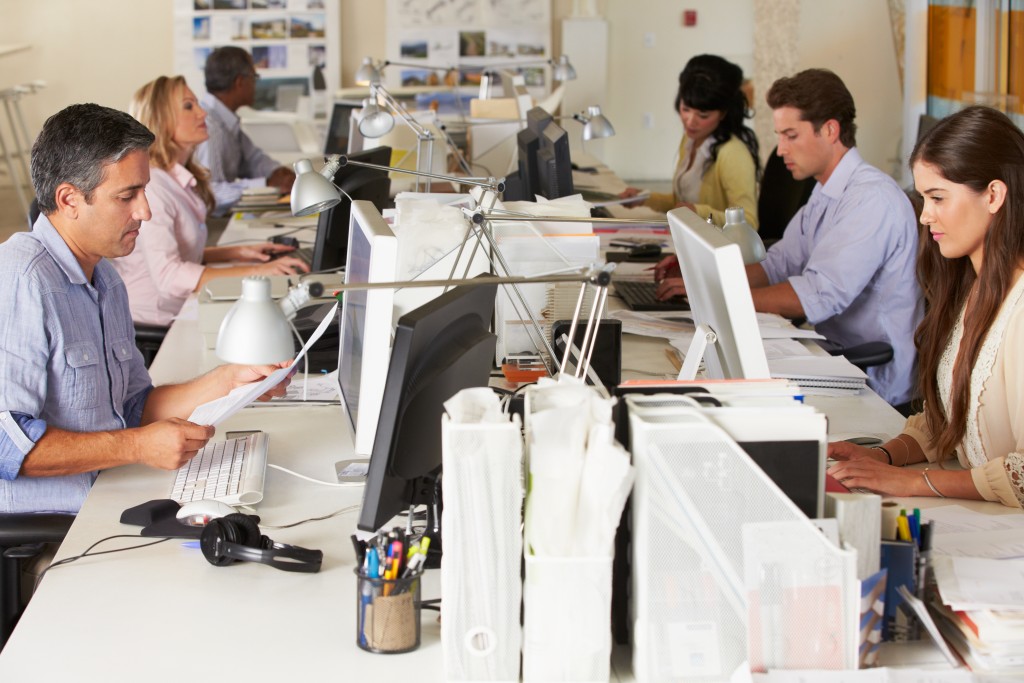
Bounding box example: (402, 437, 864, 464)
(0, 0, 905, 186)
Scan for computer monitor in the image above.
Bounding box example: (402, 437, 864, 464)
(252, 76, 311, 111)
(337, 200, 399, 458)
(356, 278, 498, 534)
(508, 106, 553, 201)
(669, 206, 770, 380)
(310, 145, 392, 273)
(324, 99, 363, 155)
(536, 119, 574, 199)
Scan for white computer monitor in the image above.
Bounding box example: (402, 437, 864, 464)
(337, 200, 398, 456)
(669, 206, 770, 380)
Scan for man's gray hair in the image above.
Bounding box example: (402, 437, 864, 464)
(30, 103, 155, 215)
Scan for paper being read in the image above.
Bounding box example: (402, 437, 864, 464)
(187, 302, 338, 426)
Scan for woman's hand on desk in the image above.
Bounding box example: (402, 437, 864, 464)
(653, 254, 680, 282)
(230, 242, 298, 263)
(618, 186, 648, 208)
(827, 443, 926, 497)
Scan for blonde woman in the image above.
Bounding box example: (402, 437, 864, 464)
(112, 75, 307, 326)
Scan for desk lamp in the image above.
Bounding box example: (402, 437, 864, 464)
(356, 83, 442, 191)
(215, 277, 295, 364)
(290, 154, 505, 217)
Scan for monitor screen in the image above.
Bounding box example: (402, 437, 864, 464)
(669, 207, 770, 380)
(508, 106, 554, 201)
(338, 200, 398, 457)
(252, 76, 311, 111)
(324, 99, 363, 155)
(311, 145, 392, 273)
(357, 278, 498, 533)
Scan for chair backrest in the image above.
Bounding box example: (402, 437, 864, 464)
(757, 146, 815, 243)
(27, 198, 40, 230)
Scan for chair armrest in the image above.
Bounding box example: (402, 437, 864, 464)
(133, 324, 169, 344)
(0, 513, 75, 547)
(824, 341, 894, 369)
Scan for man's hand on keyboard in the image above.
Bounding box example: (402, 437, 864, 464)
(136, 418, 215, 470)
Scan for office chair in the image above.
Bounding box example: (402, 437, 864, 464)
(0, 513, 74, 650)
(26, 198, 40, 230)
(134, 323, 168, 369)
(757, 146, 815, 244)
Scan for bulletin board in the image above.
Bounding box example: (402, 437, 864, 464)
(172, 0, 340, 107)
(384, 0, 551, 97)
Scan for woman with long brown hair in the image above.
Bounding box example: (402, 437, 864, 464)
(828, 106, 1024, 508)
(112, 75, 307, 326)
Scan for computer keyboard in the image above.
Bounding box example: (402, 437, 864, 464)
(614, 280, 690, 312)
(170, 433, 269, 506)
(294, 246, 313, 267)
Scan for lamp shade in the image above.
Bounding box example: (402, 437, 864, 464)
(553, 55, 577, 81)
(354, 57, 380, 86)
(581, 106, 615, 140)
(291, 158, 341, 217)
(358, 101, 395, 138)
(216, 277, 295, 364)
(721, 207, 766, 265)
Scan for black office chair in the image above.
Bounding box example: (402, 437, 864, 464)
(134, 323, 169, 369)
(757, 146, 816, 245)
(0, 513, 74, 650)
(26, 198, 40, 231)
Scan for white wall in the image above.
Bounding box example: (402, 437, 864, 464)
(0, 0, 905, 186)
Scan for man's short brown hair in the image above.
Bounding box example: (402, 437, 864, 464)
(766, 68, 857, 148)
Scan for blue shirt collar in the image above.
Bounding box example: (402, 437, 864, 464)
(201, 92, 239, 133)
(30, 213, 121, 293)
(818, 147, 864, 200)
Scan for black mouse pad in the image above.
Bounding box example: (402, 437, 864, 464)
(120, 499, 201, 539)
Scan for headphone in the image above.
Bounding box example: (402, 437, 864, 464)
(200, 513, 323, 573)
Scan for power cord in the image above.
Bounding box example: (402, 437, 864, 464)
(36, 535, 174, 582)
(268, 463, 365, 487)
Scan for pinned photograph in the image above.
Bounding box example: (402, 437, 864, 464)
(459, 31, 485, 58)
(213, 0, 246, 8)
(400, 40, 428, 59)
(290, 14, 325, 39)
(252, 44, 287, 69)
(251, 16, 287, 40)
(193, 16, 211, 40)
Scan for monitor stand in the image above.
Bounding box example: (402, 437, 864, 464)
(422, 477, 443, 569)
(678, 323, 718, 381)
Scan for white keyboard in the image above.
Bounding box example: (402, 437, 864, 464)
(170, 433, 269, 506)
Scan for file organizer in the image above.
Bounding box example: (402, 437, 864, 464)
(627, 398, 858, 680)
(440, 410, 524, 682)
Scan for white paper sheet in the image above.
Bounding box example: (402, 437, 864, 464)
(187, 302, 338, 425)
(932, 556, 1024, 610)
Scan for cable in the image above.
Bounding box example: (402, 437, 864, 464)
(37, 535, 174, 582)
(268, 463, 365, 487)
(259, 504, 361, 530)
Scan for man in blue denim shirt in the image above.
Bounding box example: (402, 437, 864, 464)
(0, 104, 287, 514)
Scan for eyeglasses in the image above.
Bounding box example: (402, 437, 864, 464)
(249, 71, 261, 81)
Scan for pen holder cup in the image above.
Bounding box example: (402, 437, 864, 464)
(355, 568, 422, 654)
(522, 554, 613, 682)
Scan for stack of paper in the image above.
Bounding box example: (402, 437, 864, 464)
(767, 355, 867, 394)
(929, 556, 1024, 675)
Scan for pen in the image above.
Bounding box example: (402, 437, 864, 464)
(896, 514, 911, 542)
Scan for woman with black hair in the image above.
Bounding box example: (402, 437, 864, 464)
(621, 54, 760, 227)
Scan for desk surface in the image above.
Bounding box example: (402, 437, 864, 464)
(0, 209, 1005, 681)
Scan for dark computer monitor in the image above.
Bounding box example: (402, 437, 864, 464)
(356, 278, 498, 535)
(310, 146, 393, 273)
(252, 76, 311, 111)
(324, 99, 363, 155)
(506, 106, 554, 201)
(536, 119, 574, 199)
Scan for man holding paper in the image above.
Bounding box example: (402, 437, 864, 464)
(0, 104, 288, 515)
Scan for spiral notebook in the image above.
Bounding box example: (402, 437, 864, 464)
(767, 356, 867, 393)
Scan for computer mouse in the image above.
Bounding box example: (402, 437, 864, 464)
(175, 500, 236, 527)
(628, 243, 662, 259)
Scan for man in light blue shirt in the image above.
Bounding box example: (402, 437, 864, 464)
(196, 46, 295, 215)
(754, 69, 922, 407)
(0, 104, 287, 514)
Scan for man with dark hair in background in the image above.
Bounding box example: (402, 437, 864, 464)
(196, 46, 296, 215)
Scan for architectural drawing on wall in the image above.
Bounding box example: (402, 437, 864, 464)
(385, 0, 551, 98)
(172, 0, 340, 113)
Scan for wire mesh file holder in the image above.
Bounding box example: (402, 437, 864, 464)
(626, 398, 858, 680)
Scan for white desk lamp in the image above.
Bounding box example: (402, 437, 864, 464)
(290, 154, 505, 217)
(215, 277, 295, 364)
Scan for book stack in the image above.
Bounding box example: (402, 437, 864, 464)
(767, 355, 868, 395)
(929, 556, 1024, 674)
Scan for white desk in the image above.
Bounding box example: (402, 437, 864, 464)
(0, 216, 1005, 681)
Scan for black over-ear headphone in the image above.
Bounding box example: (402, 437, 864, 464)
(200, 513, 323, 573)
